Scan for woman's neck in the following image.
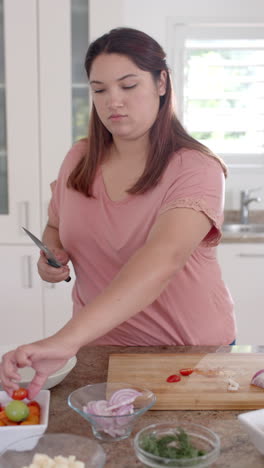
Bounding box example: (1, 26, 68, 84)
(110, 135, 149, 164)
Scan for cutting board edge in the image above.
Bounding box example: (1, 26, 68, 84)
(150, 404, 264, 410)
(109, 352, 263, 358)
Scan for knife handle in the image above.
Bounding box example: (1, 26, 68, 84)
(47, 258, 71, 282)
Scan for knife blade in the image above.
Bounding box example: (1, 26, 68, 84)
(22, 227, 71, 282)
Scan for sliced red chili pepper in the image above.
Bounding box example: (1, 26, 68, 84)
(179, 368, 193, 376)
(166, 374, 181, 383)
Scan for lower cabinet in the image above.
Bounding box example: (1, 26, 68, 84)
(217, 243, 264, 345)
(0, 246, 74, 345)
(0, 245, 43, 344)
(43, 262, 74, 337)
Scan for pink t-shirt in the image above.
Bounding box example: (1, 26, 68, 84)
(48, 140, 236, 346)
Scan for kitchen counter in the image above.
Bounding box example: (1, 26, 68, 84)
(221, 234, 264, 243)
(222, 210, 264, 243)
(48, 345, 264, 468)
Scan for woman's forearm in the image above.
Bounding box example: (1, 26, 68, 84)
(52, 240, 180, 353)
(42, 223, 63, 250)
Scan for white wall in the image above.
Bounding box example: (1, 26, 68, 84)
(89, 0, 264, 211)
(90, 0, 264, 51)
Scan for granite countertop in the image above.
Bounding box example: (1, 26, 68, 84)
(47, 345, 264, 468)
(221, 233, 264, 243)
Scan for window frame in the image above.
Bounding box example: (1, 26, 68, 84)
(167, 18, 264, 168)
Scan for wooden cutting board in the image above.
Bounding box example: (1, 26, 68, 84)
(107, 353, 264, 410)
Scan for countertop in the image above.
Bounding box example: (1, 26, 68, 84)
(222, 210, 264, 243)
(221, 233, 264, 243)
(48, 345, 264, 468)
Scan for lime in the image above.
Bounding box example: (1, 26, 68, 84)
(5, 400, 29, 422)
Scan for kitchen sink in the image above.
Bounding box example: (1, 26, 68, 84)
(222, 223, 264, 235)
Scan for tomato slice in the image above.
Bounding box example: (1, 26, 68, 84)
(12, 387, 28, 400)
(166, 374, 181, 383)
(27, 401, 40, 411)
(180, 368, 193, 376)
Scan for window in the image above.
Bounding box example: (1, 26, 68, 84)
(71, 0, 89, 142)
(172, 23, 264, 167)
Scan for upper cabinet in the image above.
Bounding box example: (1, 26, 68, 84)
(0, 0, 41, 243)
(0, 0, 89, 243)
(38, 0, 89, 230)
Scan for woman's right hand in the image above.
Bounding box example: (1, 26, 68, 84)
(0, 339, 75, 399)
(37, 248, 70, 283)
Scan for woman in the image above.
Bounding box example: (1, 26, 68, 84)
(0, 27, 236, 398)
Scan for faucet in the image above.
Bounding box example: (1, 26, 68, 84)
(240, 188, 262, 224)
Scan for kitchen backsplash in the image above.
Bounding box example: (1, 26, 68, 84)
(224, 210, 264, 224)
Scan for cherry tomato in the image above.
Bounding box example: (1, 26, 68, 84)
(179, 368, 193, 376)
(12, 387, 28, 400)
(27, 400, 40, 411)
(166, 374, 181, 383)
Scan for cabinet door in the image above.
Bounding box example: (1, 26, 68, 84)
(37, 0, 88, 335)
(43, 264, 75, 337)
(38, 0, 89, 229)
(218, 243, 264, 345)
(0, 246, 43, 345)
(0, 0, 41, 243)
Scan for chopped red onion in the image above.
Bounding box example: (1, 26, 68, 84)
(82, 387, 143, 437)
(108, 388, 142, 407)
(83, 388, 142, 417)
(251, 369, 264, 388)
(107, 397, 139, 411)
(113, 404, 134, 416)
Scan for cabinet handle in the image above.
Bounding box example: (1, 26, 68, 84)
(22, 255, 32, 288)
(236, 253, 264, 258)
(19, 201, 29, 232)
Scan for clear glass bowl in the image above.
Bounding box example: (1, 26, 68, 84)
(0, 433, 106, 468)
(134, 422, 220, 467)
(68, 382, 156, 442)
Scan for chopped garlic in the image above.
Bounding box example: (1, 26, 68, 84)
(21, 453, 85, 468)
(227, 377, 240, 392)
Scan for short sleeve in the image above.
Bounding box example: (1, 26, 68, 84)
(158, 150, 225, 246)
(47, 139, 88, 229)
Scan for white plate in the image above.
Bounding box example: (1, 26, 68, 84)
(0, 344, 77, 390)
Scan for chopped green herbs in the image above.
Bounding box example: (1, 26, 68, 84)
(140, 428, 206, 459)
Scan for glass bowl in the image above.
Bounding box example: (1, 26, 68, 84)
(68, 382, 156, 442)
(0, 433, 106, 468)
(134, 422, 220, 467)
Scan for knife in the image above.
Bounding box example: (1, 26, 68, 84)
(22, 227, 71, 282)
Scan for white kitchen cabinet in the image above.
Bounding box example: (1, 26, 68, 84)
(218, 243, 264, 345)
(38, 0, 89, 228)
(0, 246, 43, 344)
(0, 0, 41, 243)
(0, 0, 88, 343)
(43, 265, 75, 337)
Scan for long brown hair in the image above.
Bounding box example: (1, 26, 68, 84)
(68, 27, 227, 196)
